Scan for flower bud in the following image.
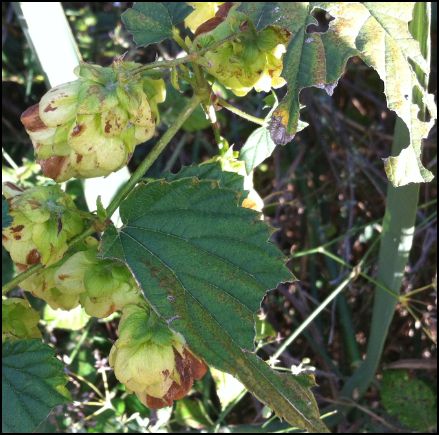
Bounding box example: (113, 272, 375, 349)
(2, 297, 41, 341)
(21, 62, 166, 182)
(2, 183, 84, 267)
(109, 303, 207, 408)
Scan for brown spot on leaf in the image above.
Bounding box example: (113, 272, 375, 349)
(26, 249, 41, 265)
(27, 199, 41, 209)
(44, 103, 57, 112)
(11, 225, 24, 233)
(20, 104, 46, 132)
(105, 120, 112, 134)
(71, 123, 85, 137)
(57, 274, 70, 281)
(76, 154, 83, 163)
(13, 234, 21, 240)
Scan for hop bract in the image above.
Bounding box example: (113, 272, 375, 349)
(21, 61, 166, 182)
(21, 243, 143, 316)
(195, 12, 289, 96)
(2, 298, 41, 341)
(2, 183, 84, 267)
(109, 303, 207, 408)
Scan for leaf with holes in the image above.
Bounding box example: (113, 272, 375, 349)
(238, 2, 436, 186)
(101, 178, 328, 432)
(122, 2, 193, 47)
(2, 339, 70, 433)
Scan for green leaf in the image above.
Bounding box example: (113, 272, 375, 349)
(121, 3, 172, 47)
(163, 161, 245, 193)
(161, 2, 193, 24)
(2, 197, 12, 229)
(2, 339, 70, 433)
(240, 127, 277, 174)
(381, 370, 437, 431)
(242, 3, 435, 186)
(122, 2, 193, 47)
(101, 178, 327, 432)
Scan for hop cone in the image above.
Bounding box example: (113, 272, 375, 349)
(195, 8, 289, 96)
(2, 298, 41, 341)
(109, 303, 207, 408)
(2, 183, 84, 267)
(21, 62, 166, 181)
(21, 242, 143, 316)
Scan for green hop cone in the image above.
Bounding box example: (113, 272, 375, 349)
(20, 61, 166, 182)
(109, 303, 208, 409)
(2, 297, 41, 341)
(79, 258, 143, 318)
(2, 183, 84, 267)
(20, 240, 98, 311)
(21, 240, 143, 316)
(194, 8, 289, 96)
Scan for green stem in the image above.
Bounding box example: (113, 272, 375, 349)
(133, 31, 242, 76)
(216, 97, 266, 126)
(106, 96, 201, 217)
(2, 96, 201, 295)
(339, 1, 431, 402)
(2, 263, 43, 294)
(271, 272, 355, 363)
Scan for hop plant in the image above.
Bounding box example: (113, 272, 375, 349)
(79, 257, 143, 318)
(21, 243, 143, 316)
(21, 61, 166, 182)
(185, 2, 224, 33)
(2, 298, 41, 341)
(2, 183, 84, 268)
(109, 303, 207, 409)
(195, 10, 289, 96)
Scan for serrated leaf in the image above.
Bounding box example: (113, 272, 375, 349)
(162, 2, 193, 24)
(240, 127, 277, 174)
(241, 2, 435, 185)
(122, 2, 193, 47)
(2, 339, 70, 433)
(101, 179, 327, 432)
(163, 161, 245, 193)
(2, 197, 12, 229)
(121, 3, 173, 47)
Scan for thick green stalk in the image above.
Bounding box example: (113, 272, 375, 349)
(340, 2, 430, 400)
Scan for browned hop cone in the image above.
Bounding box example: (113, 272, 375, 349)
(20, 62, 165, 182)
(109, 303, 208, 409)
